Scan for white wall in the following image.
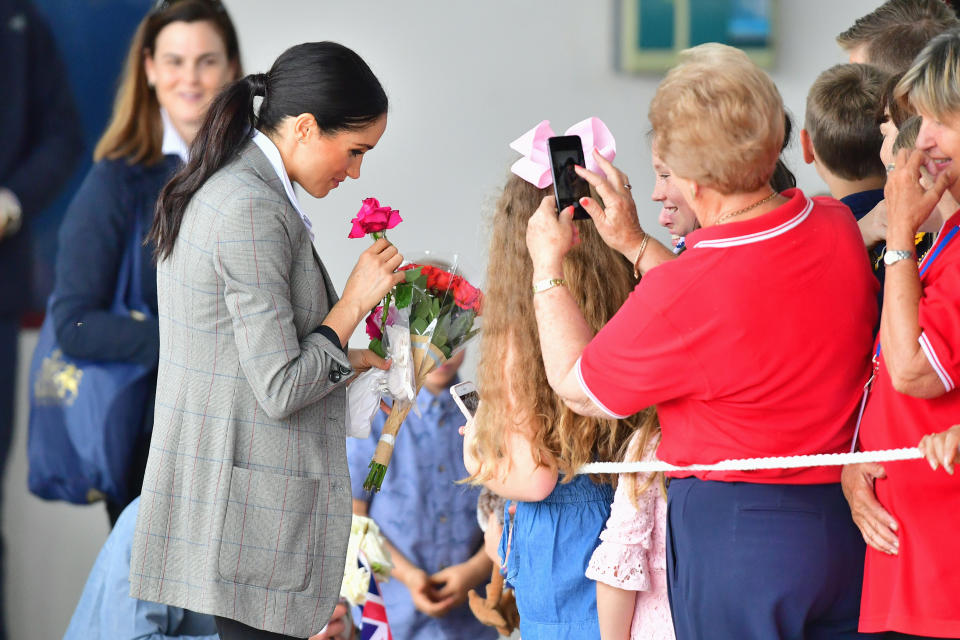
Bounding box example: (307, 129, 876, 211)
(5, 1, 882, 638)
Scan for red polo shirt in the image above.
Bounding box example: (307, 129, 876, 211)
(578, 189, 878, 483)
(858, 210, 960, 637)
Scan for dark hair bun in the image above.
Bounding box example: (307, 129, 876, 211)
(247, 73, 268, 97)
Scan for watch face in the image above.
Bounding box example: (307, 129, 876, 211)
(884, 250, 911, 266)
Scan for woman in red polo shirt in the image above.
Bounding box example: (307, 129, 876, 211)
(525, 44, 879, 639)
(843, 31, 960, 640)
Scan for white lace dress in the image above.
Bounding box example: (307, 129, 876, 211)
(585, 433, 675, 640)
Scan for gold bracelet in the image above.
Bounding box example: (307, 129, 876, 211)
(532, 278, 566, 294)
(632, 233, 649, 279)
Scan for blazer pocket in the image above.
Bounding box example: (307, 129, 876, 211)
(218, 466, 320, 593)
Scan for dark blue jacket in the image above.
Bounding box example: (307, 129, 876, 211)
(52, 156, 180, 369)
(0, 0, 83, 317)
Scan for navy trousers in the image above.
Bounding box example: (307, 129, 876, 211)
(0, 319, 17, 640)
(666, 478, 880, 640)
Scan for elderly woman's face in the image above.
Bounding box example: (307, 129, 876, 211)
(651, 150, 698, 246)
(915, 109, 960, 198)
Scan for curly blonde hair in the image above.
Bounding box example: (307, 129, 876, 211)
(469, 173, 656, 488)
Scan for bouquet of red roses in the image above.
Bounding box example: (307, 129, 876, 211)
(361, 260, 482, 491)
(347, 199, 483, 492)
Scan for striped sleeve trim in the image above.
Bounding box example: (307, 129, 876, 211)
(919, 332, 956, 392)
(575, 356, 631, 419)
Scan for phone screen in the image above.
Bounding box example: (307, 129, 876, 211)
(548, 135, 591, 219)
(458, 389, 479, 417)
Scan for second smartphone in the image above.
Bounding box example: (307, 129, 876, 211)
(547, 135, 591, 220)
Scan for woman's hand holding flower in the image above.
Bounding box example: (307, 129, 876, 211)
(341, 237, 406, 318)
(574, 150, 646, 261)
(526, 195, 579, 278)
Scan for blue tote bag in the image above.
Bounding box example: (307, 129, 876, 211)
(27, 214, 153, 504)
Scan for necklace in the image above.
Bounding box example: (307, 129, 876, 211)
(715, 191, 779, 225)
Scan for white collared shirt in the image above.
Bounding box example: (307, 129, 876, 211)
(160, 108, 189, 163)
(251, 130, 315, 240)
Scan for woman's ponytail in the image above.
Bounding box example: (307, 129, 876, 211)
(150, 73, 265, 261)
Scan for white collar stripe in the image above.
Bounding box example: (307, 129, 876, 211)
(575, 357, 631, 420)
(693, 197, 813, 249)
(251, 131, 315, 240)
(919, 332, 955, 392)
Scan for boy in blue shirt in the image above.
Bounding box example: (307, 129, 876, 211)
(348, 350, 495, 640)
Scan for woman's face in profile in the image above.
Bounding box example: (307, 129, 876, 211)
(292, 114, 388, 199)
(651, 150, 698, 246)
(145, 20, 237, 137)
(916, 108, 960, 201)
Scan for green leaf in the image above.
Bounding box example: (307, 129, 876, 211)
(448, 310, 475, 339)
(369, 338, 386, 359)
(394, 283, 413, 309)
(414, 298, 435, 323)
(431, 296, 441, 317)
(431, 314, 451, 348)
(410, 316, 429, 335)
(414, 274, 428, 290)
(439, 344, 452, 359)
(404, 267, 423, 283)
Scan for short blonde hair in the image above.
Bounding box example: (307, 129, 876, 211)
(896, 28, 960, 121)
(649, 43, 784, 194)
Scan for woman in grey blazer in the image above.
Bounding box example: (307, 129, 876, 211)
(132, 42, 403, 640)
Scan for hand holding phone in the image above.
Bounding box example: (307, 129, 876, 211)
(450, 381, 479, 421)
(547, 135, 591, 220)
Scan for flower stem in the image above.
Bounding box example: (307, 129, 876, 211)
(363, 462, 387, 492)
(371, 231, 391, 337)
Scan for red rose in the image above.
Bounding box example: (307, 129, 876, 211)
(348, 197, 402, 238)
(430, 269, 454, 291)
(365, 306, 383, 341)
(453, 279, 482, 310)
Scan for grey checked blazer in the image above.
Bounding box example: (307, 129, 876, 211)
(129, 141, 353, 637)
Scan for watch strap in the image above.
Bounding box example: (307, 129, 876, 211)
(532, 278, 566, 294)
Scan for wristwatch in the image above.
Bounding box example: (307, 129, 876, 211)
(883, 249, 915, 267)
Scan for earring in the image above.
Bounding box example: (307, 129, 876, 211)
(298, 137, 304, 144)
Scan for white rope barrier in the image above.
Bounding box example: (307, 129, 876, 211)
(577, 447, 923, 475)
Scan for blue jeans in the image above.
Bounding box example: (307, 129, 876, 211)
(0, 319, 18, 640)
(667, 478, 880, 640)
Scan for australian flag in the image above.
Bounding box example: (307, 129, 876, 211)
(359, 554, 393, 640)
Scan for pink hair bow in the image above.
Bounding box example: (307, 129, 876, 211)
(509, 117, 617, 188)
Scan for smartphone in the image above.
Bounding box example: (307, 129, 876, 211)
(547, 135, 591, 219)
(450, 381, 479, 420)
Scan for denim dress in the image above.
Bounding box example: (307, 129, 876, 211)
(499, 474, 613, 639)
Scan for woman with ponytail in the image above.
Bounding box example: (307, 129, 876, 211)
(52, 0, 241, 525)
(130, 41, 402, 640)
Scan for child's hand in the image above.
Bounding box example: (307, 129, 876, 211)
(403, 567, 455, 617)
(919, 425, 960, 474)
(428, 565, 473, 616)
(309, 602, 352, 640)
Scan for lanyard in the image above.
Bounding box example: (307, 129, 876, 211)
(850, 223, 960, 452)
